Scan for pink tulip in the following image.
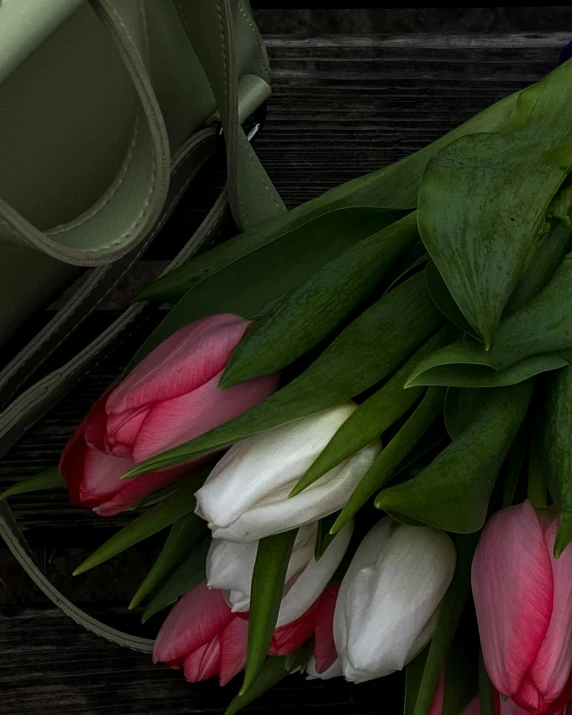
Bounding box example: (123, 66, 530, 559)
(60, 314, 277, 515)
(472, 501, 572, 715)
(153, 581, 248, 685)
(494, 692, 572, 714)
(155, 582, 340, 684)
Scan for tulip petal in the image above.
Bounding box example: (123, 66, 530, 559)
(195, 405, 358, 535)
(313, 585, 341, 675)
(95, 464, 191, 517)
(81, 447, 133, 503)
(183, 636, 221, 682)
(132, 371, 278, 463)
(219, 617, 249, 686)
(334, 519, 392, 672)
(528, 517, 572, 711)
(306, 656, 343, 680)
(338, 525, 456, 682)
(106, 406, 150, 458)
(206, 525, 318, 613)
(153, 581, 234, 665)
(270, 602, 318, 656)
(83, 388, 114, 451)
(276, 525, 351, 627)
(472, 502, 553, 701)
(198, 435, 378, 542)
(462, 696, 481, 715)
(107, 314, 249, 415)
(206, 539, 258, 612)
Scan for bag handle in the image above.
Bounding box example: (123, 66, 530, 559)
(0, 0, 171, 267)
(176, 0, 287, 231)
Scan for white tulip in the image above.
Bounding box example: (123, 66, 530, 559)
(206, 521, 353, 627)
(195, 405, 379, 541)
(306, 657, 343, 680)
(334, 519, 456, 683)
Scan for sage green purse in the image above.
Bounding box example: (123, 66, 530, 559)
(0, 0, 284, 650)
(0, 0, 284, 405)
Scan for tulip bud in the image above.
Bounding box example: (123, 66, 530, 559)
(195, 405, 380, 541)
(153, 581, 248, 686)
(206, 522, 352, 626)
(60, 314, 277, 515)
(472, 501, 572, 714)
(334, 519, 456, 683)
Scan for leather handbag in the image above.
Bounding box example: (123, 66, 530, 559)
(0, 0, 285, 651)
(0, 0, 284, 407)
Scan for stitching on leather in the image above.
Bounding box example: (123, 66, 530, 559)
(237, 0, 271, 83)
(48, 115, 140, 235)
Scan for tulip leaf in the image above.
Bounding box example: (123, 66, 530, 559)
(478, 650, 496, 715)
(407, 350, 568, 390)
(413, 533, 478, 715)
(331, 387, 445, 534)
(443, 388, 482, 441)
(0, 467, 65, 500)
(129, 513, 206, 609)
(405, 649, 429, 715)
(123, 272, 443, 478)
(292, 325, 456, 497)
(425, 261, 478, 338)
(141, 539, 210, 623)
(73, 472, 208, 576)
(241, 529, 298, 696)
(385, 245, 429, 294)
(314, 512, 340, 560)
(137, 207, 403, 305)
(418, 58, 572, 347)
(375, 382, 534, 532)
(220, 212, 419, 387)
(225, 655, 290, 715)
(538, 362, 572, 556)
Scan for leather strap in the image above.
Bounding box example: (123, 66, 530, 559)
(0, 127, 218, 409)
(175, 0, 286, 231)
(0, 0, 171, 266)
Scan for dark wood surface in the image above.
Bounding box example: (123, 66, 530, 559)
(0, 31, 569, 715)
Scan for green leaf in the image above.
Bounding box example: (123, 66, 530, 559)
(291, 325, 456, 497)
(142, 539, 210, 623)
(418, 59, 572, 347)
(413, 534, 478, 715)
(405, 649, 429, 715)
(375, 382, 534, 532)
(123, 272, 443, 478)
(220, 212, 418, 387)
(73, 472, 208, 575)
(443, 388, 482, 441)
(498, 423, 529, 510)
(129, 513, 208, 609)
(478, 650, 496, 715)
(407, 351, 568, 390)
(538, 363, 572, 555)
(441, 613, 479, 715)
(225, 656, 290, 715)
(0, 467, 65, 499)
(128, 207, 402, 368)
(314, 512, 340, 560)
(425, 261, 478, 338)
(241, 530, 297, 695)
(331, 387, 445, 534)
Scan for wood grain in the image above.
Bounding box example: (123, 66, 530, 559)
(0, 33, 566, 714)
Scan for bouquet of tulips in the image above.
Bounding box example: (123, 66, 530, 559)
(8, 42, 572, 715)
